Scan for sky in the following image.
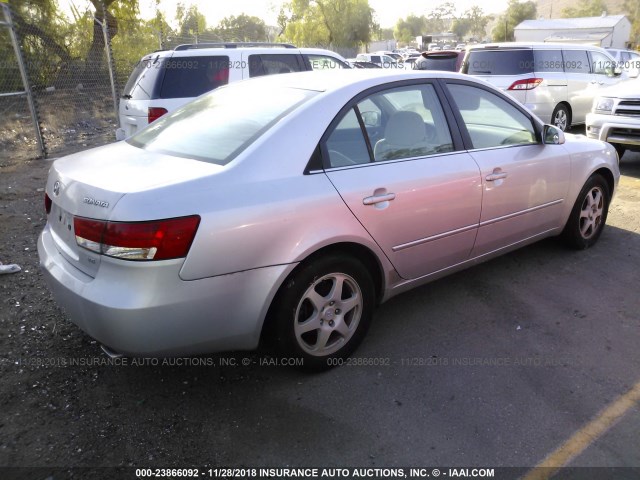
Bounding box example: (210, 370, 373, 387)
(59, 0, 511, 29)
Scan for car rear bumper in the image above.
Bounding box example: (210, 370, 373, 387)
(586, 113, 640, 149)
(38, 226, 296, 356)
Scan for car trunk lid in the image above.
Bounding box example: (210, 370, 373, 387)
(45, 141, 221, 277)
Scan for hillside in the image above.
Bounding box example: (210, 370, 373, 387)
(533, 0, 627, 19)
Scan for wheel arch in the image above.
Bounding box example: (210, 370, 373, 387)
(259, 241, 386, 346)
(592, 167, 615, 198)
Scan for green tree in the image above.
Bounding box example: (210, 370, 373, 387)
(428, 2, 456, 33)
(394, 15, 427, 44)
(84, 1, 139, 80)
(466, 6, 489, 40)
(451, 17, 472, 40)
(176, 3, 206, 40)
(562, 0, 608, 18)
(492, 0, 537, 42)
(624, 0, 640, 48)
(1, 0, 67, 89)
(210, 14, 267, 42)
(279, 0, 375, 47)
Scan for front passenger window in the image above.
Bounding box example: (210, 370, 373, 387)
(590, 51, 615, 75)
(447, 84, 537, 149)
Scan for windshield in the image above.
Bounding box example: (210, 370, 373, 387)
(127, 85, 317, 165)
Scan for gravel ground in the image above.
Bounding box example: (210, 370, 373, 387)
(1, 146, 639, 480)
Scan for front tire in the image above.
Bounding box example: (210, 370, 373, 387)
(271, 254, 375, 370)
(561, 174, 610, 249)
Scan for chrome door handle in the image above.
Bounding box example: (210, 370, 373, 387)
(486, 172, 508, 181)
(363, 193, 396, 205)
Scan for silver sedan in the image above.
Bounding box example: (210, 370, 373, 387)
(38, 70, 620, 369)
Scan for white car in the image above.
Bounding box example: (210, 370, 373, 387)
(116, 43, 350, 140)
(355, 53, 402, 69)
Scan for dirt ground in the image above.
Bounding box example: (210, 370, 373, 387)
(1, 146, 639, 479)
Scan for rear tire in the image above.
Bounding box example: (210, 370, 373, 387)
(561, 174, 610, 249)
(270, 254, 375, 370)
(551, 104, 570, 131)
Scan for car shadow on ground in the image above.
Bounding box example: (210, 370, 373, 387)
(619, 151, 640, 179)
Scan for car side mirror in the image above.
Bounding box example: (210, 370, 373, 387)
(605, 66, 622, 77)
(361, 111, 381, 127)
(543, 125, 565, 145)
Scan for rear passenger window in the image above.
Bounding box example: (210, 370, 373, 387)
(447, 84, 536, 149)
(562, 50, 590, 73)
(534, 50, 564, 72)
(159, 56, 229, 99)
(249, 54, 304, 77)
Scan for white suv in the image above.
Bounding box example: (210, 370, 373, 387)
(116, 42, 350, 139)
(586, 79, 640, 160)
(462, 43, 625, 130)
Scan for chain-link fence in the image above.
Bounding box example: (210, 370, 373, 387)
(0, 3, 43, 163)
(0, 1, 365, 164)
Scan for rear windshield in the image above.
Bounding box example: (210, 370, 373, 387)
(416, 55, 459, 71)
(464, 49, 534, 75)
(159, 56, 230, 99)
(127, 85, 317, 165)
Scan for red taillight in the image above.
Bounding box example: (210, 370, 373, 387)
(148, 107, 168, 124)
(44, 193, 52, 214)
(74, 215, 200, 261)
(508, 78, 543, 90)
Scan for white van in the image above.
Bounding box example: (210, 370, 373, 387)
(461, 43, 625, 130)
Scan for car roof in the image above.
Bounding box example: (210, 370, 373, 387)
(140, 43, 345, 60)
(229, 68, 480, 93)
(467, 42, 610, 51)
(298, 47, 347, 59)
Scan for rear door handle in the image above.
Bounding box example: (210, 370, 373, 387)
(486, 172, 508, 181)
(363, 193, 396, 205)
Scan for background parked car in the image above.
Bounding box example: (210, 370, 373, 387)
(40, 70, 619, 369)
(116, 42, 350, 140)
(355, 53, 402, 69)
(586, 77, 640, 160)
(373, 50, 404, 63)
(412, 50, 465, 72)
(346, 59, 382, 69)
(462, 43, 625, 131)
